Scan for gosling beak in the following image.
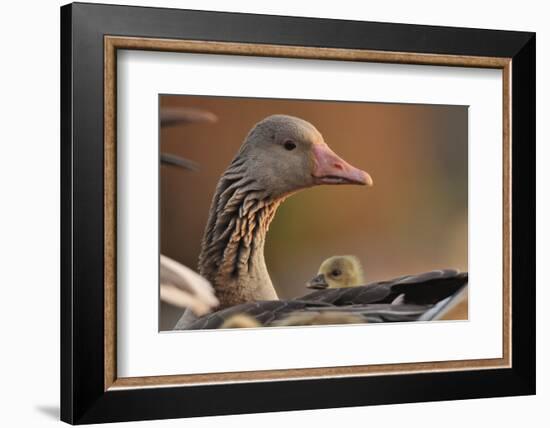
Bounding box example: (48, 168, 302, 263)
(312, 143, 373, 186)
(306, 273, 329, 290)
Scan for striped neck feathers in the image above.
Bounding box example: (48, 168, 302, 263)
(198, 157, 283, 308)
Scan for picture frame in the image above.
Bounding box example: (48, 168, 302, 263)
(60, 2, 535, 424)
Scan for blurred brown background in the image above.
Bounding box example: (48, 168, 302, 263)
(159, 95, 468, 329)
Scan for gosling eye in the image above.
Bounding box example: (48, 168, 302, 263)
(283, 140, 296, 151)
(331, 269, 342, 277)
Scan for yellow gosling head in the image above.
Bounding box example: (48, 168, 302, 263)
(306, 255, 364, 290)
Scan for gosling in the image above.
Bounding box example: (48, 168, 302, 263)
(306, 255, 364, 290)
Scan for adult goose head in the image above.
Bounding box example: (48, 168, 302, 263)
(198, 114, 372, 309)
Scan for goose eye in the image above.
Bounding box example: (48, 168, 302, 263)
(331, 269, 342, 277)
(283, 141, 296, 151)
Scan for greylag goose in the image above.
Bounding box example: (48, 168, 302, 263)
(173, 115, 467, 329)
(196, 114, 371, 309)
(307, 255, 365, 289)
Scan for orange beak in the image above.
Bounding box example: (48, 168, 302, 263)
(312, 143, 373, 186)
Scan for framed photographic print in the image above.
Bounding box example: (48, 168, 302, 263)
(60, 2, 535, 424)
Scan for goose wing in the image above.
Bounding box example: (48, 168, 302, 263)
(174, 270, 468, 329)
(290, 303, 434, 323)
(297, 269, 467, 306)
(178, 300, 436, 329)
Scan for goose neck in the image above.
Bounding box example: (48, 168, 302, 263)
(198, 172, 282, 308)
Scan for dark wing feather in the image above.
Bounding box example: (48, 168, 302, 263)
(391, 271, 468, 305)
(290, 304, 433, 323)
(295, 283, 394, 305)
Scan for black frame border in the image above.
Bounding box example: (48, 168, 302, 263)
(61, 2, 535, 424)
